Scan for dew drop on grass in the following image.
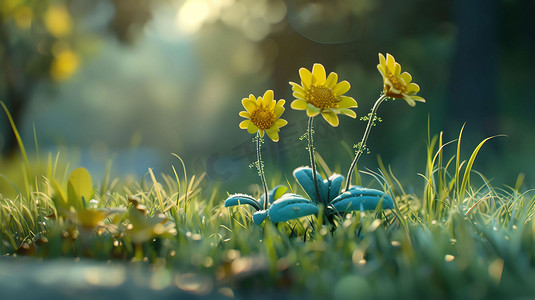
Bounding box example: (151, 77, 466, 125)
(203, 257, 214, 268)
(225, 249, 240, 261)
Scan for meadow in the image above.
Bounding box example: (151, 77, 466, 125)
(2, 56, 535, 300)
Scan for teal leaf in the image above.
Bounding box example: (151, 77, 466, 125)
(224, 194, 261, 211)
(329, 186, 394, 214)
(252, 210, 268, 225)
(268, 194, 319, 223)
(327, 173, 344, 202)
(293, 167, 328, 204)
(259, 185, 288, 208)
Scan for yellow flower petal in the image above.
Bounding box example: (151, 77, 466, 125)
(275, 105, 285, 118)
(259, 129, 265, 137)
(239, 111, 250, 118)
(239, 120, 251, 129)
(325, 72, 338, 89)
(275, 119, 288, 128)
(407, 82, 420, 93)
(242, 98, 256, 113)
(291, 99, 308, 110)
(266, 130, 279, 142)
(247, 122, 259, 134)
(411, 95, 426, 103)
(394, 62, 401, 76)
(299, 67, 312, 89)
(386, 53, 395, 71)
(321, 111, 339, 127)
(377, 65, 386, 78)
(293, 91, 305, 99)
(338, 108, 357, 118)
(400, 72, 412, 84)
(402, 95, 416, 107)
(274, 99, 286, 117)
(306, 105, 321, 117)
(249, 94, 256, 102)
(290, 82, 305, 94)
(262, 90, 274, 107)
(333, 80, 350, 96)
(312, 63, 326, 85)
(337, 96, 358, 108)
(379, 53, 386, 68)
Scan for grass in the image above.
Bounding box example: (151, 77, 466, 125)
(1, 108, 535, 299)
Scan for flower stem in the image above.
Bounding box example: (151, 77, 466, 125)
(255, 133, 269, 210)
(344, 94, 387, 191)
(307, 117, 322, 205)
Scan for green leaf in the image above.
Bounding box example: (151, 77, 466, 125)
(259, 185, 287, 208)
(50, 178, 68, 213)
(268, 194, 318, 223)
(67, 167, 94, 210)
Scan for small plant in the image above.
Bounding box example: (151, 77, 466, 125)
(268, 167, 393, 224)
(345, 53, 425, 191)
(225, 54, 423, 227)
(224, 90, 287, 224)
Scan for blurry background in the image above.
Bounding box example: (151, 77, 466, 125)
(0, 0, 534, 194)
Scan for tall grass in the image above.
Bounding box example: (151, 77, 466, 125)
(1, 114, 534, 298)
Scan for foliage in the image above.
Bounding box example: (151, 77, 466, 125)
(226, 56, 420, 226)
(1, 123, 535, 298)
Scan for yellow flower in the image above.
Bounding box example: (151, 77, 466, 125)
(377, 53, 425, 106)
(289, 63, 358, 127)
(239, 90, 287, 142)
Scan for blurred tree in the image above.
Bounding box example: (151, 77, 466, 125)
(0, 0, 159, 155)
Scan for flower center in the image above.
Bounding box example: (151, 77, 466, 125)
(305, 85, 337, 109)
(250, 107, 276, 130)
(385, 73, 406, 95)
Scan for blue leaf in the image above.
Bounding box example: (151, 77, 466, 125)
(268, 194, 319, 223)
(293, 167, 328, 204)
(329, 187, 394, 214)
(259, 185, 288, 208)
(327, 173, 344, 202)
(252, 210, 268, 225)
(224, 193, 261, 211)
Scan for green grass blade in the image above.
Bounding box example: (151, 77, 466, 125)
(458, 135, 503, 202)
(1, 101, 30, 177)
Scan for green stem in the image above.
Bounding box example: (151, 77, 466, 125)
(344, 94, 387, 191)
(307, 117, 323, 205)
(255, 133, 269, 210)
